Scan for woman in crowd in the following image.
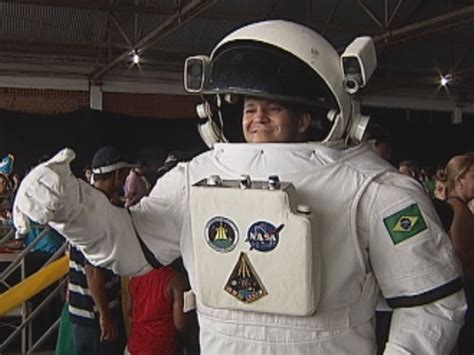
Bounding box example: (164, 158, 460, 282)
(445, 154, 474, 355)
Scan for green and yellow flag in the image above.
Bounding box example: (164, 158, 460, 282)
(383, 203, 427, 245)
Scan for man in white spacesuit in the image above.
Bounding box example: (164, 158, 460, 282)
(13, 20, 466, 354)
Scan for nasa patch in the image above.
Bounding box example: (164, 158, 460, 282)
(246, 221, 284, 252)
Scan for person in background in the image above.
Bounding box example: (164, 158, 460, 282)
(124, 160, 150, 208)
(398, 160, 421, 181)
(429, 169, 453, 232)
(420, 166, 436, 196)
(0, 173, 13, 219)
(0, 153, 14, 175)
(362, 121, 392, 162)
(82, 165, 93, 184)
(122, 158, 152, 337)
(434, 170, 449, 201)
(10, 173, 21, 197)
(445, 155, 474, 355)
(126, 152, 198, 355)
(68, 146, 135, 355)
(127, 261, 198, 355)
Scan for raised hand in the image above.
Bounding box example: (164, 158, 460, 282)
(13, 148, 80, 234)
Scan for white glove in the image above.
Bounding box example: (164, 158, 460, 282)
(13, 148, 80, 233)
(14, 147, 152, 276)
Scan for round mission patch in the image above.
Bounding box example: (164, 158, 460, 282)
(205, 216, 239, 252)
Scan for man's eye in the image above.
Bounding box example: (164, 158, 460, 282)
(244, 108, 256, 114)
(269, 106, 283, 112)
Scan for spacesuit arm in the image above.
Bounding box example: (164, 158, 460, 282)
(360, 172, 466, 354)
(128, 164, 186, 267)
(384, 292, 465, 354)
(13, 148, 151, 276)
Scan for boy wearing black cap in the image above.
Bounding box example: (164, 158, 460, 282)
(68, 146, 134, 355)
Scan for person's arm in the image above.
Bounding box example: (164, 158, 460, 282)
(168, 273, 199, 353)
(448, 199, 474, 276)
(84, 264, 118, 342)
(360, 172, 466, 354)
(13, 148, 184, 276)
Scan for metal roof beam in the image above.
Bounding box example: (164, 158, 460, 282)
(322, 0, 340, 35)
(375, 4, 474, 44)
(110, 14, 134, 48)
(356, 0, 384, 29)
(0, 35, 128, 51)
(387, 0, 404, 28)
(0, 0, 168, 15)
(90, 0, 217, 82)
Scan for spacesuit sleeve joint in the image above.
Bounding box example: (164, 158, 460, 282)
(386, 277, 463, 308)
(127, 209, 163, 269)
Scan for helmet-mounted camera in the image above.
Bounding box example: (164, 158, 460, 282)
(184, 55, 210, 93)
(341, 37, 376, 95)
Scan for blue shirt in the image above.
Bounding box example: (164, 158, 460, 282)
(24, 224, 64, 254)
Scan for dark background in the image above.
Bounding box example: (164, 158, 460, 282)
(0, 106, 472, 181)
(365, 106, 474, 168)
(0, 108, 208, 182)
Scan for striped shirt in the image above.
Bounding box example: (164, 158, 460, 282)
(68, 246, 121, 326)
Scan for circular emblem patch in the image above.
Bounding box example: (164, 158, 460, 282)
(399, 217, 412, 231)
(246, 221, 284, 252)
(205, 216, 239, 252)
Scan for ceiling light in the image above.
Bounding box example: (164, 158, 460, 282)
(131, 50, 140, 65)
(440, 74, 452, 87)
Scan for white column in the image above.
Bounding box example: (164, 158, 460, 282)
(89, 84, 103, 110)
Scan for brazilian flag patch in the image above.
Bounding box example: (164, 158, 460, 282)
(383, 203, 427, 244)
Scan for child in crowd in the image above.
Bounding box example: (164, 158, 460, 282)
(127, 262, 198, 355)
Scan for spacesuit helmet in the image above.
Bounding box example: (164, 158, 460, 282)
(184, 20, 374, 147)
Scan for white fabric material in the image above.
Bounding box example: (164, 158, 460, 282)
(92, 161, 135, 174)
(384, 291, 466, 355)
(14, 143, 466, 354)
(190, 182, 317, 315)
(13, 148, 78, 233)
(14, 148, 151, 276)
(358, 171, 461, 299)
(68, 304, 94, 319)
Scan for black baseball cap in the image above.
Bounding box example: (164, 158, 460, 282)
(92, 146, 136, 174)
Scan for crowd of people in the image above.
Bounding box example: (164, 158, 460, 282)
(58, 146, 199, 355)
(0, 148, 198, 355)
(363, 122, 474, 355)
(3, 127, 473, 354)
(3, 19, 474, 355)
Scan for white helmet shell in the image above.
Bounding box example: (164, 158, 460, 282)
(210, 20, 352, 142)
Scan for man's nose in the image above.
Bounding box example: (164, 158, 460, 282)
(253, 106, 269, 121)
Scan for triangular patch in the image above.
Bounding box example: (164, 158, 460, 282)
(224, 252, 268, 303)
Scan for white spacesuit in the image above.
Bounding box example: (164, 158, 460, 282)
(14, 20, 465, 354)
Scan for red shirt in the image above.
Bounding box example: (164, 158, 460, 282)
(128, 267, 177, 355)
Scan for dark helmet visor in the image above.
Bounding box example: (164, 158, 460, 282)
(203, 41, 337, 110)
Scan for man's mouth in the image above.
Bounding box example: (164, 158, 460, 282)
(249, 125, 271, 133)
